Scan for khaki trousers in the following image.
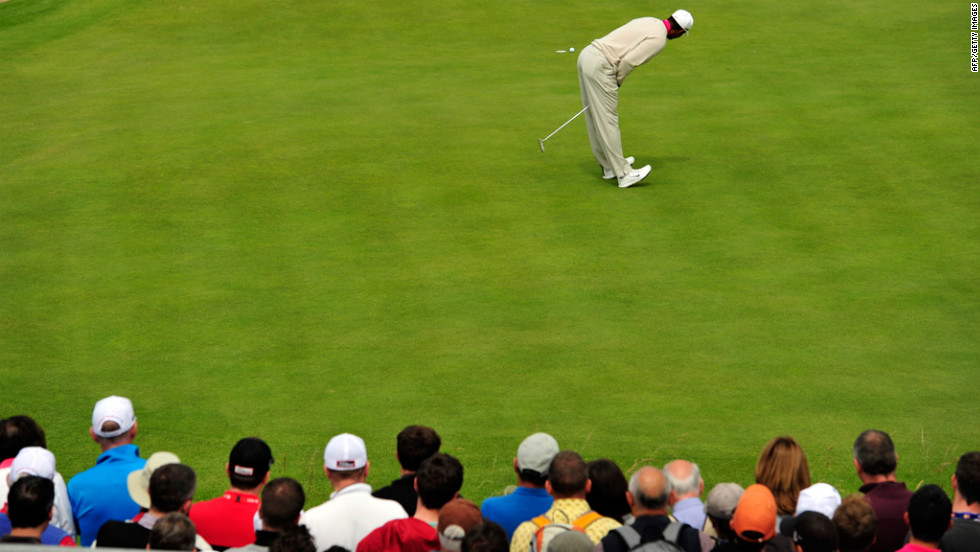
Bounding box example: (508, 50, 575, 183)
(577, 45, 629, 178)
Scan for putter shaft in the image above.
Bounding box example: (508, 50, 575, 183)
(538, 105, 589, 152)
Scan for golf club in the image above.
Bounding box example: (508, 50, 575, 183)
(538, 105, 589, 152)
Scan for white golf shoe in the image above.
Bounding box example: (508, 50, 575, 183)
(617, 165, 651, 188)
(602, 157, 635, 179)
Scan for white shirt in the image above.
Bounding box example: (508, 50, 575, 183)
(1, 468, 76, 537)
(303, 482, 407, 552)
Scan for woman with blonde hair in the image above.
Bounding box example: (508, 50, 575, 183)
(754, 436, 811, 517)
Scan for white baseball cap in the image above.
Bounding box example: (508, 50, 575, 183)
(324, 433, 367, 471)
(92, 395, 137, 438)
(672, 9, 694, 33)
(127, 451, 181, 508)
(795, 482, 842, 518)
(9, 447, 57, 484)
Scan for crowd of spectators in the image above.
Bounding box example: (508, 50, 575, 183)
(1, 396, 977, 552)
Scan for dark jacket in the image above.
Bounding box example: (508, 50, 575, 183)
(859, 481, 912, 552)
(599, 515, 702, 552)
(95, 520, 150, 549)
(372, 474, 417, 516)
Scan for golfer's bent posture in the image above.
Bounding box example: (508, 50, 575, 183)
(577, 10, 692, 188)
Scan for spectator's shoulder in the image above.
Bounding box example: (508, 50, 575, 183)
(480, 494, 505, 512)
(509, 520, 537, 552)
(356, 521, 390, 552)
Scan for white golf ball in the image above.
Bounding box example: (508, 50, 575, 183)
(569, 47, 575, 52)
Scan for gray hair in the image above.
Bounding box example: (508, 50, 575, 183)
(664, 461, 702, 495)
(628, 468, 671, 509)
(853, 430, 897, 476)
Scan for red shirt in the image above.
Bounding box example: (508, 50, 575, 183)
(189, 490, 260, 548)
(357, 517, 439, 552)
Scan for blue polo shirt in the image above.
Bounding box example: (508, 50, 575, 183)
(481, 486, 553, 540)
(67, 444, 145, 546)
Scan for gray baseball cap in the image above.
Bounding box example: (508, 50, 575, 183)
(517, 433, 559, 475)
(704, 482, 745, 520)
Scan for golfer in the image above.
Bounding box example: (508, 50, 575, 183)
(577, 10, 693, 188)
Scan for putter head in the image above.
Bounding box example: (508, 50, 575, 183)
(538, 139, 545, 152)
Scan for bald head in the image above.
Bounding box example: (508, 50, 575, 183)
(628, 467, 671, 515)
(664, 460, 703, 504)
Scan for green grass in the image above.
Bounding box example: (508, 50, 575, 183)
(2, 0, 978, 509)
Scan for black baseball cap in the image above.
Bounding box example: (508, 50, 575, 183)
(229, 437, 274, 478)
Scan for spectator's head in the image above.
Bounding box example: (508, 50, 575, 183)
(794, 483, 842, 519)
(128, 451, 181, 508)
(260, 477, 306, 531)
(92, 395, 136, 443)
(755, 436, 811, 515)
(324, 433, 369, 487)
(833, 495, 877, 552)
(0, 416, 47, 462)
(586, 459, 631, 523)
(5, 475, 54, 530)
(704, 483, 744, 540)
(149, 463, 197, 515)
(8, 447, 56, 485)
(90, 396, 138, 447)
(228, 437, 274, 491)
(546, 451, 590, 499)
(515, 433, 559, 487)
(269, 525, 317, 552)
(731, 484, 778, 545)
(784, 511, 838, 552)
(665, 459, 704, 504)
(905, 484, 952, 544)
(416, 453, 464, 510)
(627, 466, 671, 514)
(437, 498, 483, 552)
(547, 531, 594, 552)
(462, 522, 509, 552)
(853, 430, 897, 477)
(396, 425, 441, 472)
(148, 512, 197, 551)
(953, 451, 980, 506)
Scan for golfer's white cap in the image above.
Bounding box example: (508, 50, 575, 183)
(9, 447, 57, 484)
(672, 9, 694, 33)
(92, 395, 137, 438)
(324, 433, 368, 471)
